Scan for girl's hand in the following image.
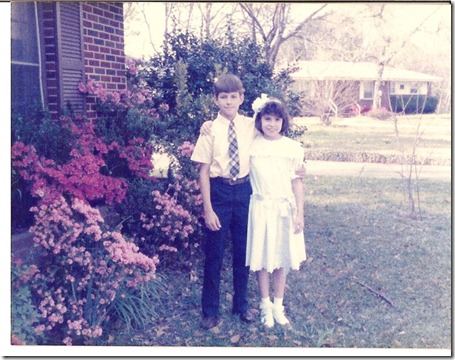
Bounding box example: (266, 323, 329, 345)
(204, 210, 222, 231)
(294, 216, 304, 234)
(200, 121, 213, 136)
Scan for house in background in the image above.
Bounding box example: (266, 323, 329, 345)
(290, 61, 442, 115)
(11, 1, 126, 120)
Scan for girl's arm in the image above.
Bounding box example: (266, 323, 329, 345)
(199, 163, 221, 231)
(291, 177, 304, 234)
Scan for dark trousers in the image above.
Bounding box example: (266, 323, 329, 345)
(201, 178, 252, 317)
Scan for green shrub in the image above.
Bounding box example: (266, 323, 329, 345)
(11, 262, 42, 345)
(390, 95, 439, 114)
(109, 275, 167, 332)
(141, 28, 300, 129)
(366, 107, 394, 120)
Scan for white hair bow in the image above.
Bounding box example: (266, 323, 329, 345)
(252, 93, 270, 114)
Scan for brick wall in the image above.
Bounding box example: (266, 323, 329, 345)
(81, 2, 126, 119)
(41, 2, 126, 120)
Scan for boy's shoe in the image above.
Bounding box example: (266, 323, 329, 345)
(201, 316, 219, 330)
(260, 302, 274, 328)
(238, 308, 255, 323)
(272, 304, 291, 327)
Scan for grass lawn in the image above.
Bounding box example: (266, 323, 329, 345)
(296, 114, 451, 165)
(115, 175, 451, 351)
(112, 114, 451, 352)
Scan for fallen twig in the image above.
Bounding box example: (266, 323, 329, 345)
(355, 280, 395, 308)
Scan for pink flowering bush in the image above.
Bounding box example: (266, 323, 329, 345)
(11, 58, 208, 345)
(24, 195, 159, 345)
(78, 75, 205, 265)
(138, 175, 203, 267)
(12, 111, 154, 207)
(115, 135, 203, 267)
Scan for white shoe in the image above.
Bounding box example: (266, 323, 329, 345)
(260, 303, 274, 328)
(272, 304, 290, 326)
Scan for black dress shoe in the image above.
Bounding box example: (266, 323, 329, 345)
(238, 309, 255, 323)
(201, 316, 219, 330)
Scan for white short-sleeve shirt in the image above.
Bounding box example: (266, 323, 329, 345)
(191, 113, 256, 178)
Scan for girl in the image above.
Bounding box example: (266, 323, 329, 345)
(246, 96, 306, 328)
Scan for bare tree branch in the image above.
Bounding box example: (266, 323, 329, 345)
(240, 3, 330, 67)
(139, 3, 158, 55)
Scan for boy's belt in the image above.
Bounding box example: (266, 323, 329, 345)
(214, 175, 249, 185)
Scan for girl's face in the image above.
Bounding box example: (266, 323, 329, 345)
(261, 114, 283, 140)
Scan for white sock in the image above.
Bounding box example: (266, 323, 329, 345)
(260, 297, 274, 328)
(274, 297, 283, 307)
(261, 297, 272, 307)
(272, 297, 290, 325)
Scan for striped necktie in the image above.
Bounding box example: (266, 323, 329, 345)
(228, 120, 240, 179)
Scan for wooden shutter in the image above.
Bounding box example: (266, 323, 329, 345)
(56, 2, 85, 114)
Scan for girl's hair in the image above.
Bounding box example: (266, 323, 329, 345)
(255, 100, 291, 134)
(214, 74, 245, 97)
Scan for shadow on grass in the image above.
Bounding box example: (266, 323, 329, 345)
(115, 176, 451, 349)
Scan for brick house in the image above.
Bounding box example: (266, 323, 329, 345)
(11, 1, 126, 120)
(290, 61, 442, 115)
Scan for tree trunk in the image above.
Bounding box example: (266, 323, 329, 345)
(372, 62, 385, 109)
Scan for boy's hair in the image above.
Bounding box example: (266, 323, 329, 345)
(214, 74, 245, 97)
(255, 100, 291, 134)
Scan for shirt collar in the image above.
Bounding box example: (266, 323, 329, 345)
(217, 112, 241, 124)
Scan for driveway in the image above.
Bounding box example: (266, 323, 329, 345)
(306, 160, 451, 182)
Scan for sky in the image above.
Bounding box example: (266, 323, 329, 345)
(124, 2, 166, 59)
(123, 2, 450, 60)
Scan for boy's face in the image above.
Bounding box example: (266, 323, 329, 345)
(215, 92, 244, 121)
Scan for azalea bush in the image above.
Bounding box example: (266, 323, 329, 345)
(11, 68, 204, 344)
(26, 196, 159, 345)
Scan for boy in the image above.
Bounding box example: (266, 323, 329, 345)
(191, 74, 256, 329)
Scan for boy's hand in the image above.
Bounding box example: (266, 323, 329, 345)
(204, 210, 222, 231)
(200, 121, 213, 136)
(295, 163, 306, 179)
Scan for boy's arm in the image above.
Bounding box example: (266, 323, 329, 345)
(199, 163, 221, 231)
(295, 162, 306, 178)
(291, 177, 304, 234)
(200, 121, 213, 136)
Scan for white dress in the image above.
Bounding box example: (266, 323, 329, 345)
(246, 135, 306, 273)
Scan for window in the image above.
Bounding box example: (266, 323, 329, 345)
(410, 83, 419, 94)
(389, 82, 395, 94)
(11, 2, 85, 117)
(11, 2, 44, 113)
(361, 81, 374, 99)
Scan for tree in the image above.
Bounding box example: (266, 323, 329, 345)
(196, 3, 233, 40)
(359, 4, 443, 109)
(239, 3, 329, 68)
(299, 80, 359, 124)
